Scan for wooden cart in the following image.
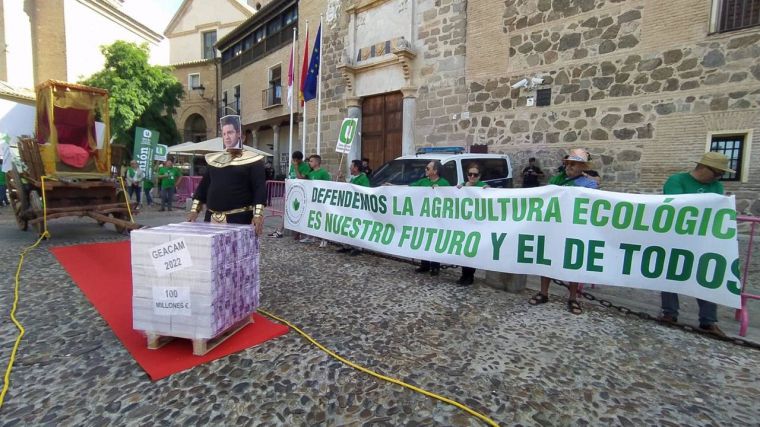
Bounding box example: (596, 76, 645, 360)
(6, 80, 140, 236)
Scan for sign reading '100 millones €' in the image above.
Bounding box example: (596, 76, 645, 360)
(152, 286, 192, 315)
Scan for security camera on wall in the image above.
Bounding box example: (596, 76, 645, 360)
(511, 78, 529, 89)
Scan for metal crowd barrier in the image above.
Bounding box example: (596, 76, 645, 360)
(265, 180, 285, 218)
(736, 215, 760, 337)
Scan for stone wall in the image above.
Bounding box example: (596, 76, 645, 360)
(464, 0, 760, 212)
(415, 0, 469, 147)
(508, 4, 642, 69)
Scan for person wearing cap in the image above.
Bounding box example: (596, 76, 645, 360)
(188, 115, 267, 235)
(658, 151, 734, 337)
(529, 148, 599, 314)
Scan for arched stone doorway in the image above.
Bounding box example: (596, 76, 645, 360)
(184, 114, 208, 142)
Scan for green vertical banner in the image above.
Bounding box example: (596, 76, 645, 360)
(134, 127, 159, 180)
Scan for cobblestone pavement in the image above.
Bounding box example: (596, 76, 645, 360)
(0, 206, 759, 426)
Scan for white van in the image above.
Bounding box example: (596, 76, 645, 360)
(369, 147, 513, 188)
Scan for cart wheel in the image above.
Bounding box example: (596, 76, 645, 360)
(6, 166, 29, 230)
(28, 190, 45, 235)
(112, 189, 129, 233)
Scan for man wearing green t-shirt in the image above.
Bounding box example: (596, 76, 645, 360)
(410, 160, 450, 188)
(302, 154, 331, 247)
(335, 160, 370, 256)
(289, 151, 311, 179)
(305, 154, 331, 181)
(346, 159, 370, 187)
(411, 160, 450, 276)
(660, 152, 733, 337)
(157, 159, 182, 211)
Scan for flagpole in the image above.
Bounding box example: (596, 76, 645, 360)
(316, 15, 323, 155)
(301, 20, 308, 156)
(288, 27, 296, 176)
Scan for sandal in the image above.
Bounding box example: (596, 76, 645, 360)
(528, 292, 549, 305)
(567, 299, 582, 315)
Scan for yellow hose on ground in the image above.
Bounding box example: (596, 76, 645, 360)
(258, 309, 500, 427)
(0, 178, 51, 408)
(117, 177, 135, 223)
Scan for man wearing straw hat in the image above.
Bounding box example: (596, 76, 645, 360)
(529, 148, 598, 315)
(658, 151, 735, 337)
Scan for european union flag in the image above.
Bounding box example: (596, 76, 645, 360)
(302, 24, 321, 102)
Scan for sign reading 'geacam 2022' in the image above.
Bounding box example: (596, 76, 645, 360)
(284, 180, 741, 308)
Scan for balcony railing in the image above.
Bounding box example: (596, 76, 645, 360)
(262, 86, 282, 108)
(221, 22, 297, 78)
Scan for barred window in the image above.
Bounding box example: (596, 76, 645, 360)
(715, 0, 760, 33)
(710, 134, 745, 181)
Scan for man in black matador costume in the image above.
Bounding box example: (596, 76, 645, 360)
(187, 115, 267, 235)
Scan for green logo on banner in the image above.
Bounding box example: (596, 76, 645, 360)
(285, 184, 307, 225)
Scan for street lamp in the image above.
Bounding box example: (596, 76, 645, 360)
(192, 85, 213, 103)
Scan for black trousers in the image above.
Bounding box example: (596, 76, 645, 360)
(420, 260, 440, 271)
(461, 266, 475, 278)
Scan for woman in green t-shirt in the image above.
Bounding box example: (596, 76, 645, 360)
(456, 163, 488, 286)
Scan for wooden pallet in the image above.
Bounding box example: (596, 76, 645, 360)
(145, 316, 252, 356)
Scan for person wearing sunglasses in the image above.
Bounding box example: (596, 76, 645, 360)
(455, 163, 489, 285)
(411, 160, 450, 276)
(658, 151, 734, 337)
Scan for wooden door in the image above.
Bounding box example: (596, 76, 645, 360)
(362, 92, 403, 171)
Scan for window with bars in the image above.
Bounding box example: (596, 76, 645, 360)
(710, 134, 745, 181)
(202, 30, 217, 59)
(714, 0, 760, 33)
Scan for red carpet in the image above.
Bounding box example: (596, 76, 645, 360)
(50, 241, 289, 381)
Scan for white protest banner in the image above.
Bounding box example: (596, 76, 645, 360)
(335, 118, 358, 154)
(152, 286, 191, 315)
(149, 238, 193, 276)
(284, 180, 741, 308)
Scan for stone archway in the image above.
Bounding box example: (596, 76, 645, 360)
(184, 114, 208, 142)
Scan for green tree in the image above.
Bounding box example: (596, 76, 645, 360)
(81, 41, 184, 152)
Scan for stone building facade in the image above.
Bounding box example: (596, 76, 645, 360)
(217, 0, 298, 177)
(166, 0, 255, 143)
(299, 0, 760, 212)
(462, 0, 760, 212)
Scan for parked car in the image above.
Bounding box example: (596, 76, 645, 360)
(369, 147, 513, 188)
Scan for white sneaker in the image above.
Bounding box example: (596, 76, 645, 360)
(299, 237, 315, 243)
(319, 240, 327, 248)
